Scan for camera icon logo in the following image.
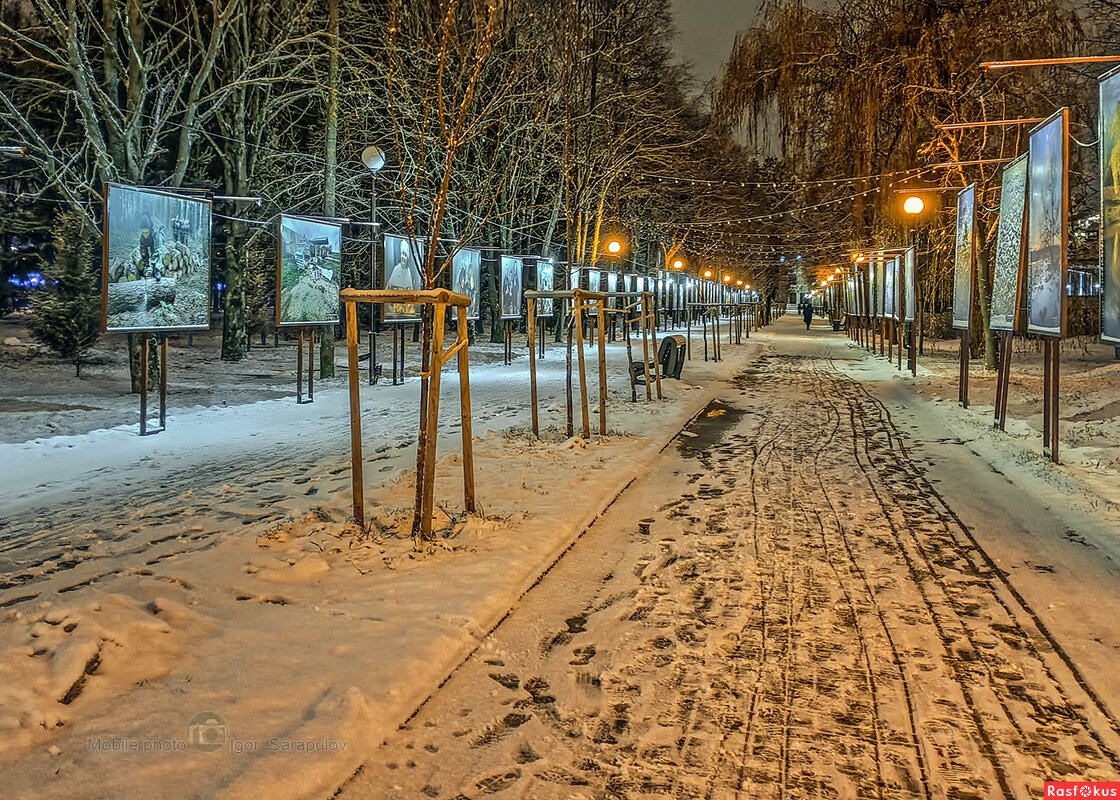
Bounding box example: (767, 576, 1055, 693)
(187, 712, 228, 753)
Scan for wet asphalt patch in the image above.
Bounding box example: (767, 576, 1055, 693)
(675, 399, 745, 456)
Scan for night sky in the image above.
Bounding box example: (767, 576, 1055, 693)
(670, 0, 764, 91)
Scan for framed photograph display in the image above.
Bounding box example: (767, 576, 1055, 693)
(1026, 109, 1069, 338)
(276, 214, 341, 327)
(586, 269, 601, 315)
(952, 184, 976, 331)
(452, 248, 482, 321)
(536, 259, 555, 318)
(904, 247, 917, 323)
(883, 257, 897, 321)
(500, 255, 523, 319)
(873, 256, 882, 315)
(102, 183, 212, 332)
(1100, 70, 1120, 344)
(989, 155, 1028, 332)
(383, 234, 424, 322)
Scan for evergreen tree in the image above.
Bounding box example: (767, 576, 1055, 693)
(30, 211, 100, 376)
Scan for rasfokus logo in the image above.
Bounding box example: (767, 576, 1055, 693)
(1045, 784, 1120, 798)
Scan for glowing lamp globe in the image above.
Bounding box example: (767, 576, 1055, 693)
(903, 195, 925, 215)
(607, 240, 622, 255)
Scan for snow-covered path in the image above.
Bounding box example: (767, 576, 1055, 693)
(334, 324, 1120, 799)
(5, 317, 1120, 800)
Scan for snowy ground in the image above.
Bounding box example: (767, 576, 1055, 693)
(4, 314, 1120, 799)
(0, 313, 745, 800)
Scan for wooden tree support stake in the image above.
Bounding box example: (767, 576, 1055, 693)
(597, 298, 608, 432)
(528, 298, 539, 437)
(342, 288, 476, 535)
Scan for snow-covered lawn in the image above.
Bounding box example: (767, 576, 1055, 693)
(0, 316, 755, 800)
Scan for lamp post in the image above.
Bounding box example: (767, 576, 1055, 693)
(902, 192, 930, 372)
(360, 145, 386, 384)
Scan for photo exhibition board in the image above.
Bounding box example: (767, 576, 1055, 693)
(904, 247, 917, 323)
(1100, 69, 1120, 344)
(500, 255, 523, 320)
(883, 256, 897, 321)
(383, 234, 425, 323)
(103, 183, 212, 332)
(452, 248, 482, 321)
(952, 184, 976, 331)
(1027, 109, 1069, 338)
(536, 259, 555, 318)
(276, 214, 342, 327)
(989, 155, 1028, 333)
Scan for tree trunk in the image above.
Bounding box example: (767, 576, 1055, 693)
(221, 220, 248, 360)
(106, 279, 177, 314)
(412, 305, 433, 540)
(320, 0, 340, 379)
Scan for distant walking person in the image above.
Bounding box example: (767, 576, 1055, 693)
(802, 302, 813, 330)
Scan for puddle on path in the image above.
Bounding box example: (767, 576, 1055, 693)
(676, 399, 745, 455)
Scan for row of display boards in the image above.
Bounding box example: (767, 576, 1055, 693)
(840, 65, 1120, 344)
(99, 182, 753, 335)
(836, 68, 1120, 463)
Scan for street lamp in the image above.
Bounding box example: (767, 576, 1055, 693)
(360, 144, 386, 383)
(672, 258, 685, 270)
(607, 239, 623, 255)
(703, 268, 713, 279)
(722, 274, 732, 283)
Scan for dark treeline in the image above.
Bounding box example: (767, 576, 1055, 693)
(2, 0, 1113, 380)
(713, 0, 1109, 365)
(0, 0, 785, 385)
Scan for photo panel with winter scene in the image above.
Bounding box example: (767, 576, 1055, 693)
(904, 247, 917, 323)
(952, 184, 976, 331)
(883, 257, 897, 321)
(587, 269, 601, 315)
(383, 234, 424, 323)
(500, 255, 523, 320)
(1027, 110, 1068, 338)
(1100, 69, 1120, 345)
(873, 259, 885, 318)
(606, 270, 619, 309)
(536, 259, 555, 318)
(276, 215, 342, 327)
(452, 248, 482, 321)
(103, 183, 212, 332)
(989, 155, 1028, 333)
